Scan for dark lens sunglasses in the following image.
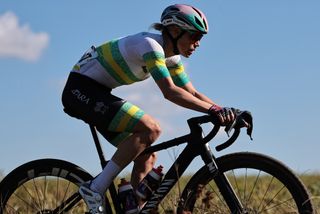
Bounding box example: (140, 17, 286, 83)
(187, 31, 204, 41)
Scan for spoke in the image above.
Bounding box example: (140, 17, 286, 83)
(262, 197, 296, 213)
(18, 183, 42, 211)
(32, 177, 44, 211)
(44, 176, 48, 210)
(207, 181, 227, 208)
(52, 192, 82, 214)
(247, 170, 261, 202)
(260, 183, 295, 212)
(61, 181, 72, 205)
(243, 168, 248, 207)
(257, 176, 275, 211)
(55, 177, 60, 209)
(230, 170, 242, 203)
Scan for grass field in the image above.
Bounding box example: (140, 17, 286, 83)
(300, 174, 320, 213)
(0, 173, 320, 213)
(157, 173, 320, 213)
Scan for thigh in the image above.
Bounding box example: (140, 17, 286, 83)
(99, 101, 147, 146)
(62, 72, 158, 146)
(101, 113, 160, 147)
(107, 101, 146, 133)
(62, 72, 124, 129)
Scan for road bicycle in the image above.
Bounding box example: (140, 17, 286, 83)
(0, 109, 314, 213)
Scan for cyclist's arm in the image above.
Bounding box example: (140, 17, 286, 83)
(155, 77, 213, 113)
(140, 42, 215, 113)
(164, 57, 218, 111)
(181, 81, 218, 106)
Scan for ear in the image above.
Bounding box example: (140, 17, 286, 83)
(167, 25, 182, 37)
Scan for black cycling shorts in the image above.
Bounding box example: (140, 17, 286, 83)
(62, 72, 145, 146)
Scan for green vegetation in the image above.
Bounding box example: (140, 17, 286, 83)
(69, 174, 320, 213)
(300, 173, 320, 213)
(1, 173, 320, 213)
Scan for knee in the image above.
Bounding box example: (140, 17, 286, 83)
(145, 122, 161, 145)
(134, 152, 157, 172)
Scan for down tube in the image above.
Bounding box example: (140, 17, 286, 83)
(199, 143, 245, 212)
(140, 144, 196, 213)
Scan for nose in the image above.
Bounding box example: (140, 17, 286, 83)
(194, 40, 200, 48)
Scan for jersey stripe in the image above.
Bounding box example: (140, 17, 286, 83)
(143, 51, 170, 81)
(110, 41, 141, 82)
(108, 102, 144, 132)
(168, 61, 184, 74)
(117, 104, 139, 131)
(110, 132, 132, 146)
(168, 62, 190, 86)
(97, 40, 140, 85)
(172, 72, 189, 87)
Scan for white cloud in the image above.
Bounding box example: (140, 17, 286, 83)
(0, 11, 49, 62)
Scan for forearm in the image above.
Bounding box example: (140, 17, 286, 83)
(181, 82, 220, 108)
(164, 86, 212, 113)
(193, 91, 217, 106)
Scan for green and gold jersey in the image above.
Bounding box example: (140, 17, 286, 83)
(73, 32, 190, 89)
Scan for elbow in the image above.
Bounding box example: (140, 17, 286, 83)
(163, 91, 173, 101)
(162, 88, 177, 102)
(160, 84, 180, 102)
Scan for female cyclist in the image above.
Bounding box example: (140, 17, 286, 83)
(62, 4, 234, 213)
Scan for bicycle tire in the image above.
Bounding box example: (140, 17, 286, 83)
(0, 158, 94, 214)
(178, 152, 314, 214)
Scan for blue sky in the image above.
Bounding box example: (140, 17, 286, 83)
(0, 1, 319, 177)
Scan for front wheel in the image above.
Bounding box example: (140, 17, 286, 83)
(178, 152, 314, 214)
(0, 159, 94, 214)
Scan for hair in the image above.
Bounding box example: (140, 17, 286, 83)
(149, 23, 165, 32)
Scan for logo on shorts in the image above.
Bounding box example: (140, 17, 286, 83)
(71, 89, 90, 104)
(94, 102, 108, 114)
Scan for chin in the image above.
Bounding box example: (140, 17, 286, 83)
(181, 53, 191, 58)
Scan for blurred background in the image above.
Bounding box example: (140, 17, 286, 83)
(0, 1, 319, 178)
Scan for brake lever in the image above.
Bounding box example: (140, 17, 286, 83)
(225, 118, 237, 137)
(225, 110, 253, 140)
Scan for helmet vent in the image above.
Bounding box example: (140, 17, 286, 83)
(192, 7, 207, 30)
(170, 8, 180, 12)
(195, 17, 203, 28)
(192, 7, 202, 18)
(176, 16, 187, 23)
(203, 18, 207, 30)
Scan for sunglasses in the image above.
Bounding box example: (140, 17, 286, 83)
(187, 31, 204, 42)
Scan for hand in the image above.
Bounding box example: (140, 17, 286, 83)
(208, 104, 235, 125)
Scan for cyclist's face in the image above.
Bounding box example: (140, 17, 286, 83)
(178, 31, 203, 58)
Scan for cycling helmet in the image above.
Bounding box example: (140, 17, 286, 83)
(161, 4, 209, 34)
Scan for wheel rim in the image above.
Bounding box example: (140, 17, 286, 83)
(188, 168, 301, 214)
(2, 176, 87, 214)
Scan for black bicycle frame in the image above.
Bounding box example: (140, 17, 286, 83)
(89, 115, 245, 213)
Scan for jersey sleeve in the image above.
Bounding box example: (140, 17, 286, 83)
(139, 36, 189, 86)
(166, 56, 190, 87)
(142, 51, 171, 81)
(139, 37, 170, 81)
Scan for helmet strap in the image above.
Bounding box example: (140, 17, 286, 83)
(164, 27, 186, 55)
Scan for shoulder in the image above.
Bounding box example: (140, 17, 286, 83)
(166, 55, 182, 66)
(139, 32, 164, 52)
(129, 32, 164, 55)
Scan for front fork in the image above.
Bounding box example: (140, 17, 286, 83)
(200, 143, 246, 214)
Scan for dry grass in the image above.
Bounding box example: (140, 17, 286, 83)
(1, 173, 320, 213)
(300, 173, 320, 214)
